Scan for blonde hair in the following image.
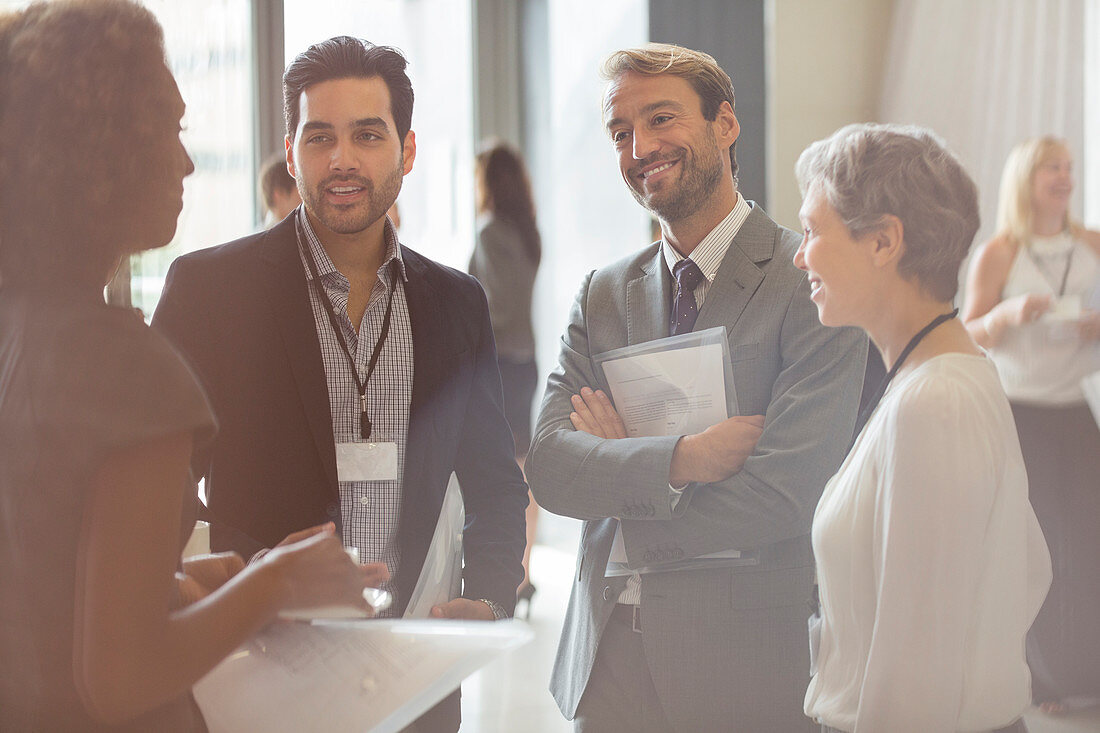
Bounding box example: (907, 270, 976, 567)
(601, 43, 738, 179)
(995, 136, 1079, 245)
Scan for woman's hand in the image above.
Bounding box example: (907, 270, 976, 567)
(262, 524, 390, 614)
(177, 552, 244, 605)
(983, 293, 1052, 342)
(1077, 310, 1100, 340)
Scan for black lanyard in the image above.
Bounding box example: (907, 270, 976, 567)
(296, 218, 398, 440)
(1026, 244, 1075, 297)
(850, 308, 959, 449)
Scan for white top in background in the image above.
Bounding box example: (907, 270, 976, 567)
(805, 354, 1051, 733)
(988, 232, 1100, 405)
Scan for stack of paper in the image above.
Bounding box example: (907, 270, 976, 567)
(193, 619, 532, 733)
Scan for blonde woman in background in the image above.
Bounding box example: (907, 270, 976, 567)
(963, 137, 1100, 713)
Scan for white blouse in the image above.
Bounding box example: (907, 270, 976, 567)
(804, 354, 1051, 733)
(989, 232, 1100, 405)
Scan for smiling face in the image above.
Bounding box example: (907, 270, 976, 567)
(1030, 144, 1074, 221)
(287, 75, 415, 239)
(794, 185, 880, 328)
(603, 72, 738, 225)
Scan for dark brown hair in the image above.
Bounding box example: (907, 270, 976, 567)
(0, 0, 171, 286)
(476, 141, 541, 265)
(283, 36, 414, 142)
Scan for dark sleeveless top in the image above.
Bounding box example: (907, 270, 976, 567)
(0, 289, 215, 732)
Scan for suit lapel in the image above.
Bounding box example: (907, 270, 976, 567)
(397, 249, 445, 530)
(625, 245, 673, 344)
(262, 221, 339, 493)
(694, 205, 772, 333)
(402, 249, 446, 419)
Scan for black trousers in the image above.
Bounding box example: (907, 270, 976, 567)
(822, 720, 1027, 733)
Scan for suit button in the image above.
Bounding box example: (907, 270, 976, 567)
(602, 586, 614, 601)
(325, 503, 338, 518)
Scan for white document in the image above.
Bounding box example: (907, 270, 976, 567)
(598, 332, 743, 575)
(404, 474, 464, 619)
(336, 442, 398, 482)
(193, 619, 533, 733)
(601, 342, 729, 438)
(1082, 371, 1100, 431)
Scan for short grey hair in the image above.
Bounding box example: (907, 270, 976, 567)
(794, 123, 980, 302)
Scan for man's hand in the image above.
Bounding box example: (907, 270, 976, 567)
(569, 387, 627, 439)
(177, 551, 245, 605)
(570, 386, 766, 486)
(429, 598, 496, 620)
(669, 414, 766, 486)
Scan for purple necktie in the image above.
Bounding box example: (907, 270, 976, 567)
(670, 258, 706, 336)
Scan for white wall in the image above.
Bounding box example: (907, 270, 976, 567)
(765, 0, 893, 232)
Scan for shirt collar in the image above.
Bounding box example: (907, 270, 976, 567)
(661, 193, 751, 281)
(296, 206, 408, 285)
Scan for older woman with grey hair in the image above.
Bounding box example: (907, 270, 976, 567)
(794, 123, 1051, 733)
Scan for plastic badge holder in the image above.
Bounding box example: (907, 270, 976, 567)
(593, 326, 739, 436)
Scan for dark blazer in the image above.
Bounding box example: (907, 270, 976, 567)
(152, 215, 528, 617)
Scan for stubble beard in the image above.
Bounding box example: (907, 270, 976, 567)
(301, 160, 404, 236)
(630, 126, 725, 225)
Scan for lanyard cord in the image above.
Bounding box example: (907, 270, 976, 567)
(1025, 239, 1075, 297)
(297, 218, 399, 440)
(849, 308, 959, 451)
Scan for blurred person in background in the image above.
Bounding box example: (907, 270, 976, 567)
(963, 136, 1100, 714)
(797, 123, 1050, 733)
(0, 2, 383, 730)
(260, 151, 302, 226)
(468, 140, 541, 614)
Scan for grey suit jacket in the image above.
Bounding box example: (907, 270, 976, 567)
(527, 205, 866, 731)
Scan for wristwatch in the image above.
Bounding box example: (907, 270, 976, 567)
(476, 598, 508, 620)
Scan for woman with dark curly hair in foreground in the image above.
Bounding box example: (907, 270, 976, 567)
(0, 2, 385, 730)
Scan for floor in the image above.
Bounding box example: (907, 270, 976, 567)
(457, 513, 1100, 733)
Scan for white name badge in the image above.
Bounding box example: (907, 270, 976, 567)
(336, 442, 398, 482)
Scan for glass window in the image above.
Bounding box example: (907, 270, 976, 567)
(530, 0, 649, 378)
(283, 0, 475, 270)
(130, 0, 255, 317)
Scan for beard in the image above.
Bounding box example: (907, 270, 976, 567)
(627, 125, 725, 223)
(299, 158, 403, 236)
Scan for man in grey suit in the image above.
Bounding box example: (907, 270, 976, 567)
(526, 43, 866, 732)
